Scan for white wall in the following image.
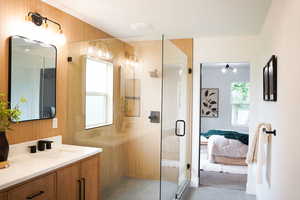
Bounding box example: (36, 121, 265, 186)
(249, 0, 300, 199)
(192, 36, 259, 187)
(193, 1, 300, 199)
(201, 66, 250, 133)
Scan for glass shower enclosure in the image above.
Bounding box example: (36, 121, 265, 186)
(66, 35, 191, 200)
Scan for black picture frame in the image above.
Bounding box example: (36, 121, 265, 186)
(263, 65, 269, 101)
(263, 55, 277, 102)
(9, 35, 57, 122)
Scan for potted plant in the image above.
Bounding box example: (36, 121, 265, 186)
(0, 93, 25, 169)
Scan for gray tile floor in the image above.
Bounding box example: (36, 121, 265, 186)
(102, 178, 177, 200)
(182, 186, 256, 200)
(182, 171, 256, 200)
(102, 172, 256, 200)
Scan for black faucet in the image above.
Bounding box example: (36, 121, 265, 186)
(37, 140, 54, 151)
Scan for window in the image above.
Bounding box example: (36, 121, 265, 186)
(85, 57, 113, 129)
(231, 82, 250, 127)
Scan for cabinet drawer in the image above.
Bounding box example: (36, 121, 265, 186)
(8, 173, 56, 200)
(0, 192, 7, 200)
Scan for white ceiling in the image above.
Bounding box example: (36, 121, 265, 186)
(42, 0, 271, 38)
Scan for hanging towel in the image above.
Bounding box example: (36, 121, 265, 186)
(246, 123, 270, 164)
(246, 123, 272, 185)
(256, 124, 271, 185)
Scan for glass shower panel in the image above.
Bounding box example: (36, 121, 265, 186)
(160, 39, 190, 199)
(66, 36, 163, 200)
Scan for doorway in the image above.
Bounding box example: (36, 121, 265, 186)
(199, 62, 250, 192)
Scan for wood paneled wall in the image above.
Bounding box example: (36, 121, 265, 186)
(0, 1, 194, 186)
(0, 0, 112, 144)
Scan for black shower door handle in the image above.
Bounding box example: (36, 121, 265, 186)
(175, 120, 186, 137)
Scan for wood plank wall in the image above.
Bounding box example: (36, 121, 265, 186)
(0, 0, 112, 144)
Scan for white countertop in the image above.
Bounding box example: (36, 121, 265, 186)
(0, 137, 102, 191)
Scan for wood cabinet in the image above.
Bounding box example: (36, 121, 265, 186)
(81, 155, 100, 200)
(57, 163, 81, 200)
(57, 155, 100, 200)
(0, 193, 7, 200)
(0, 154, 100, 200)
(7, 173, 56, 200)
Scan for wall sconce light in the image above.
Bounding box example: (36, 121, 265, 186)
(25, 12, 66, 45)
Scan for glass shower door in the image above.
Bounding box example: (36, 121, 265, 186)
(160, 38, 190, 199)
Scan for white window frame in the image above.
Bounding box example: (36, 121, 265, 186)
(231, 103, 250, 127)
(231, 82, 250, 128)
(84, 56, 113, 129)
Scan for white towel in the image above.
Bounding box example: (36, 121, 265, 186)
(246, 123, 272, 185)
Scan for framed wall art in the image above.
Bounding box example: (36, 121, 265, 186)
(263, 55, 277, 101)
(201, 88, 219, 118)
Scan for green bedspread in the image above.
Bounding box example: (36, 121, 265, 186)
(201, 129, 249, 145)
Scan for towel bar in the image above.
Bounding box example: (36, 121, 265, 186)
(263, 128, 276, 136)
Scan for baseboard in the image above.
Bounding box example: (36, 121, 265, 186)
(190, 176, 199, 187)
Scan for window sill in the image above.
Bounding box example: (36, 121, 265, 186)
(85, 123, 113, 130)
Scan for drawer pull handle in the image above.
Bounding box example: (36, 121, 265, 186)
(26, 191, 45, 199)
(78, 179, 82, 200)
(82, 178, 86, 200)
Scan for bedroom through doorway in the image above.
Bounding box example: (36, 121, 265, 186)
(199, 62, 250, 192)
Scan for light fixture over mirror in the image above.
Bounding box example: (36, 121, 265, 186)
(23, 12, 66, 45)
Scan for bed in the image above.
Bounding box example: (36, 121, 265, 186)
(201, 130, 249, 166)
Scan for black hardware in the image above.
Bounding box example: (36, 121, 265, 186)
(187, 163, 191, 170)
(9, 36, 57, 123)
(263, 55, 277, 102)
(37, 141, 47, 151)
(148, 111, 160, 123)
(28, 145, 37, 153)
(264, 129, 277, 136)
(38, 140, 54, 150)
(26, 191, 44, 199)
(30, 13, 44, 26)
(82, 178, 86, 200)
(78, 179, 82, 200)
(45, 141, 54, 149)
(28, 12, 62, 31)
(67, 57, 73, 62)
(175, 120, 186, 137)
(188, 68, 192, 74)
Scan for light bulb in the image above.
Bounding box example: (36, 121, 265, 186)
(221, 68, 227, 73)
(105, 52, 110, 59)
(56, 30, 66, 45)
(106, 52, 112, 59)
(233, 68, 237, 73)
(88, 47, 94, 55)
(97, 50, 103, 57)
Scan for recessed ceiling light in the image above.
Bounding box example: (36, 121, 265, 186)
(130, 22, 153, 32)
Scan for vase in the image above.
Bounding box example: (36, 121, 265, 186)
(0, 131, 9, 163)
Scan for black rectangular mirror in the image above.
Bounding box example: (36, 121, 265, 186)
(9, 36, 57, 122)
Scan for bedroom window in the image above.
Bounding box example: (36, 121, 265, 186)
(231, 82, 250, 127)
(85, 57, 113, 129)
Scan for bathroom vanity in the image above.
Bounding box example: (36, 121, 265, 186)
(0, 136, 102, 200)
